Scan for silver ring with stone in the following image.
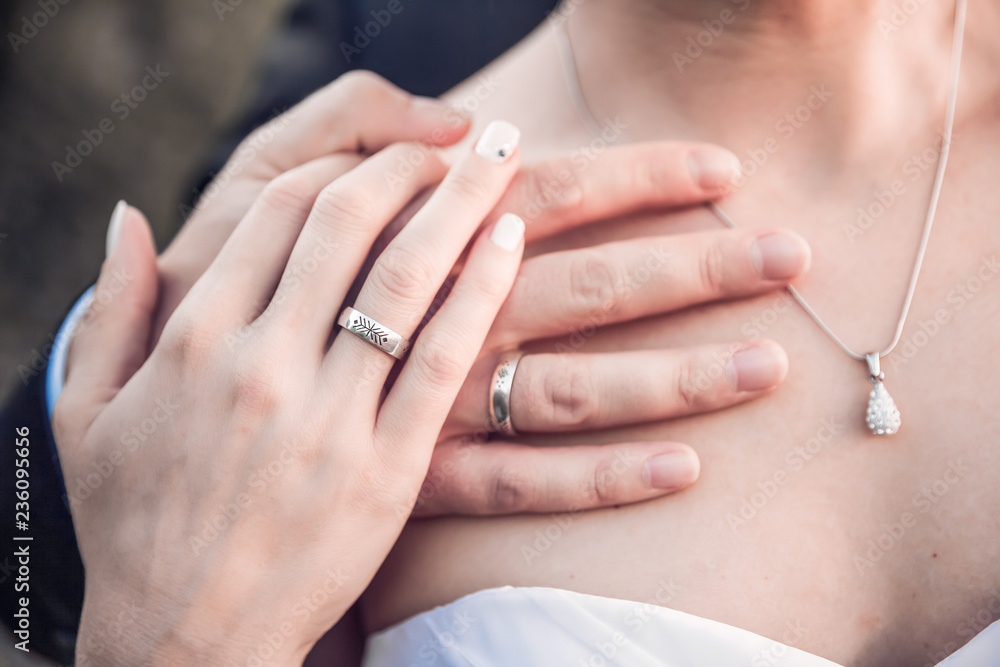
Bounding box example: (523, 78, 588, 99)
(489, 351, 525, 436)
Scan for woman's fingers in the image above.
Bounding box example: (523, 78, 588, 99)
(488, 141, 741, 242)
(411, 440, 700, 517)
(448, 342, 787, 435)
(154, 71, 469, 340)
(374, 214, 525, 451)
(190, 154, 362, 322)
(325, 121, 522, 394)
(489, 228, 811, 345)
(55, 203, 159, 441)
(254, 143, 448, 337)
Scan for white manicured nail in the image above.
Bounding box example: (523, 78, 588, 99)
(105, 199, 127, 258)
(475, 120, 520, 163)
(490, 213, 525, 252)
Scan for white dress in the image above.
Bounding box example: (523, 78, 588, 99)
(363, 586, 1000, 666)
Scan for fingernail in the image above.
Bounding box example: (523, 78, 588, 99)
(750, 231, 811, 280)
(490, 213, 525, 252)
(725, 342, 788, 392)
(642, 450, 700, 490)
(687, 147, 742, 189)
(105, 199, 127, 258)
(475, 120, 520, 163)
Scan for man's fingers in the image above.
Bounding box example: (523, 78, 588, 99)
(56, 203, 159, 440)
(490, 229, 811, 345)
(242, 70, 470, 178)
(487, 141, 741, 242)
(411, 440, 700, 517)
(449, 343, 787, 435)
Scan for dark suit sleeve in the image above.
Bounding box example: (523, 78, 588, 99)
(1, 365, 85, 664)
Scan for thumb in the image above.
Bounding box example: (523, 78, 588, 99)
(63, 201, 159, 417)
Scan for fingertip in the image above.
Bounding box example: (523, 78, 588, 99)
(687, 145, 742, 194)
(727, 339, 789, 392)
(489, 213, 526, 253)
(641, 444, 701, 491)
(751, 230, 812, 281)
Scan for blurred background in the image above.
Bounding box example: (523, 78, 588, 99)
(0, 0, 556, 664)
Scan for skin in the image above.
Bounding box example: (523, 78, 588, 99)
(362, 1, 1000, 665)
(54, 73, 808, 663)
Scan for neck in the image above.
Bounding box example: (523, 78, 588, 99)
(565, 0, 970, 187)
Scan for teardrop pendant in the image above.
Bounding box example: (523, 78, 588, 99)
(866, 380, 901, 435)
(864, 353, 901, 436)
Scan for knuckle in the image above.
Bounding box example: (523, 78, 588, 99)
(487, 464, 534, 514)
(260, 171, 318, 215)
(229, 360, 284, 418)
(311, 182, 381, 235)
(698, 242, 729, 295)
(370, 244, 436, 305)
(587, 455, 621, 505)
(334, 69, 390, 101)
(440, 169, 493, 205)
(519, 162, 584, 218)
(675, 356, 707, 411)
(542, 357, 598, 428)
(568, 250, 619, 313)
(413, 332, 468, 388)
(160, 316, 217, 369)
(456, 264, 511, 305)
(631, 153, 681, 195)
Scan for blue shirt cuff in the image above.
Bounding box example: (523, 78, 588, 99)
(45, 286, 95, 420)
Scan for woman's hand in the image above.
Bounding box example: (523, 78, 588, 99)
(53, 122, 526, 665)
(151, 70, 471, 340)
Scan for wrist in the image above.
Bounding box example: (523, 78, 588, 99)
(76, 587, 309, 667)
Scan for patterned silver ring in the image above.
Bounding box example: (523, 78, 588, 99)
(489, 351, 525, 436)
(337, 307, 410, 360)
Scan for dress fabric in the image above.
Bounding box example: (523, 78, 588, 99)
(362, 586, 1000, 666)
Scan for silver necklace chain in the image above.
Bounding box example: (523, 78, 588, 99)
(554, 0, 968, 363)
